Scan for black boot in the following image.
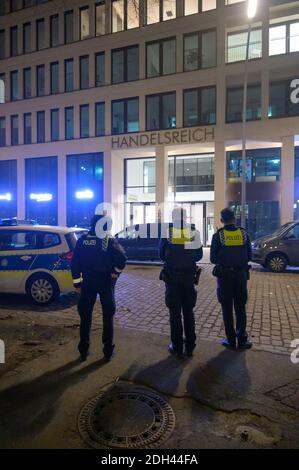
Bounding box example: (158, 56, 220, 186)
(103, 344, 115, 361)
(221, 338, 236, 351)
(168, 343, 184, 358)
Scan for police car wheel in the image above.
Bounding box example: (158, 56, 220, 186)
(26, 274, 60, 305)
(266, 254, 287, 273)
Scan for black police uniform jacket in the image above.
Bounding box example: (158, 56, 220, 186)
(210, 224, 252, 267)
(71, 232, 127, 288)
(159, 225, 203, 272)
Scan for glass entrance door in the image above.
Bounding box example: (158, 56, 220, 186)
(177, 202, 214, 246)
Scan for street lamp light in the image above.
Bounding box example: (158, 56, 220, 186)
(241, 0, 258, 228)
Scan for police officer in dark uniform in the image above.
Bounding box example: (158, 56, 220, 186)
(159, 208, 203, 358)
(71, 213, 127, 361)
(210, 208, 252, 350)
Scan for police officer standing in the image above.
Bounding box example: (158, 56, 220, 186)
(210, 208, 252, 351)
(71, 213, 127, 361)
(159, 208, 203, 358)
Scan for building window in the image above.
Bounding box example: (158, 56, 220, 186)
(24, 113, 32, 145)
(146, 0, 176, 25)
(36, 65, 45, 96)
(10, 70, 18, 101)
(95, 102, 105, 136)
(65, 107, 74, 140)
(112, 98, 139, 134)
(50, 62, 59, 95)
(0, 2, 6, 14)
(227, 28, 262, 63)
(64, 10, 74, 44)
(0, 30, 5, 59)
(184, 86, 216, 127)
(112, 0, 139, 33)
(11, 115, 18, 145)
(80, 6, 90, 40)
(0, 117, 6, 147)
(10, 0, 18, 11)
(80, 55, 89, 89)
(269, 20, 299, 56)
(80, 104, 89, 138)
(95, 52, 105, 87)
(184, 30, 216, 71)
(37, 111, 45, 143)
(10, 26, 18, 57)
(146, 38, 175, 78)
(23, 22, 31, 54)
(23, 68, 31, 99)
(146, 92, 176, 131)
(269, 79, 299, 118)
(226, 84, 261, 123)
(36, 18, 45, 50)
(112, 46, 139, 84)
(51, 109, 59, 141)
(169, 154, 215, 200)
(65, 58, 74, 92)
(228, 149, 281, 184)
(25, 156, 58, 226)
(184, 0, 216, 15)
(67, 153, 104, 228)
(0, 160, 17, 220)
(96, 2, 106, 36)
(50, 14, 59, 47)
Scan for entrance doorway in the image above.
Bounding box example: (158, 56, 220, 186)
(126, 203, 156, 226)
(178, 202, 214, 246)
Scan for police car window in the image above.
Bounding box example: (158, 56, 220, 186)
(0, 230, 38, 251)
(40, 232, 61, 248)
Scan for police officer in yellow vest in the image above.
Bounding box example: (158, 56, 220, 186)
(211, 208, 252, 351)
(160, 207, 203, 358)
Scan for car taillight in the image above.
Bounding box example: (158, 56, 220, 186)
(59, 251, 73, 261)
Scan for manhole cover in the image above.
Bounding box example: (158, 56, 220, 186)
(78, 383, 175, 449)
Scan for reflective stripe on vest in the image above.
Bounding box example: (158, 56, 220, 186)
(220, 228, 246, 247)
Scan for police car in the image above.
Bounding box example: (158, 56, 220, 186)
(0, 219, 87, 305)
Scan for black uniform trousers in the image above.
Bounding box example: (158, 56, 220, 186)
(78, 274, 116, 356)
(165, 274, 197, 354)
(217, 268, 248, 346)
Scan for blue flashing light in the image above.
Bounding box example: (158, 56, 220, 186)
(0, 193, 12, 202)
(30, 193, 53, 202)
(75, 189, 94, 200)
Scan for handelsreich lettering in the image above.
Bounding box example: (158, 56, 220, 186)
(111, 127, 215, 149)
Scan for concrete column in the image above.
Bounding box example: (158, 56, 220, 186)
(31, 111, 37, 143)
(155, 146, 168, 222)
(17, 157, 25, 220)
(261, 69, 269, 120)
(214, 141, 226, 229)
(176, 33, 183, 74)
(89, 51, 95, 88)
(106, 0, 112, 35)
(44, 17, 50, 50)
(139, 93, 145, 131)
(57, 154, 67, 226)
(176, 89, 183, 128)
(73, 8, 79, 43)
(73, 56, 79, 90)
(74, 104, 80, 139)
(281, 136, 295, 224)
(105, 100, 111, 135)
(139, 42, 146, 80)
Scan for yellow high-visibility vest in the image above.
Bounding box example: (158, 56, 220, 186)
(222, 228, 245, 247)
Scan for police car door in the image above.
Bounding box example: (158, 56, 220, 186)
(0, 229, 37, 293)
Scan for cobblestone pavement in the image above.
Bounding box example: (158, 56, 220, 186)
(1, 264, 298, 356)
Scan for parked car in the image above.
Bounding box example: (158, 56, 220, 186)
(252, 220, 299, 272)
(115, 222, 197, 261)
(0, 219, 87, 305)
